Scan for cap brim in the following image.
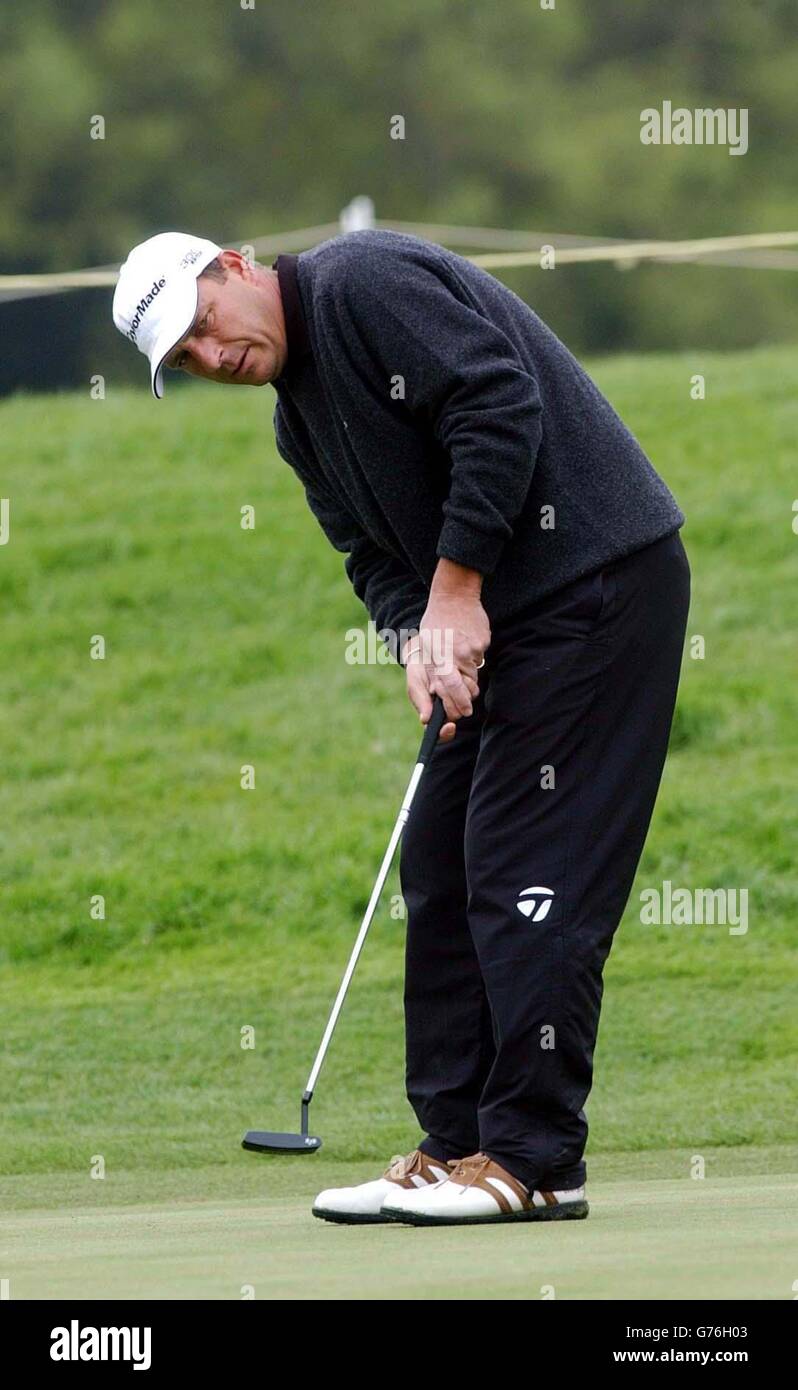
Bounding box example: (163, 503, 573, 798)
(148, 277, 201, 399)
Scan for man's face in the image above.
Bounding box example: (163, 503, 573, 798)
(164, 252, 287, 386)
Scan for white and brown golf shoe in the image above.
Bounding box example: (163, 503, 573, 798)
(381, 1151, 589, 1225)
(312, 1147, 452, 1225)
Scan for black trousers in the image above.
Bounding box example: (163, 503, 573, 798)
(399, 530, 690, 1192)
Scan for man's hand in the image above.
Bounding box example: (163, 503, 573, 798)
(402, 558, 491, 742)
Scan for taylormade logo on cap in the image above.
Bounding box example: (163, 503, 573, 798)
(112, 231, 223, 398)
(125, 277, 167, 343)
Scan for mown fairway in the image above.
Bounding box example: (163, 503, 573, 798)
(1, 348, 796, 1298)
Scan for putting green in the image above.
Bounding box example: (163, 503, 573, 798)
(1, 1148, 794, 1300)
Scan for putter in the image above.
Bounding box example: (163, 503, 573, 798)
(242, 694, 448, 1154)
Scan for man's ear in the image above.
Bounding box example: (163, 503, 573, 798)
(218, 248, 249, 277)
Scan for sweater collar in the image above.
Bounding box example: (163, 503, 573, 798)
(272, 253, 312, 378)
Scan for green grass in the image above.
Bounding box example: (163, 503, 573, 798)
(1, 1151, 795, 1300)
(0, 348, 796, 1297)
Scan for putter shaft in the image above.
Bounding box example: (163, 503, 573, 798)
(304, 698, 447, 1098)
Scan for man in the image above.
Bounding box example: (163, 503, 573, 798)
(113, 228, 690, 1226)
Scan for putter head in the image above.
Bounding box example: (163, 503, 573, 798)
(242, 1129, 322, 1154)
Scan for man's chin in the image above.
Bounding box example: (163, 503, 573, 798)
(245, 356, 273, 386)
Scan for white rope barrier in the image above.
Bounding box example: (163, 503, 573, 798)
(2, 224, 797, 299)
(466, 230, 798, 269)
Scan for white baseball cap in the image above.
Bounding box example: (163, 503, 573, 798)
(112, 232, 223, 398)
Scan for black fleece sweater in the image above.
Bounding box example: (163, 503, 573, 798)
(271, 229, 684, 663)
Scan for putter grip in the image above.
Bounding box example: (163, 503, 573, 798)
(417, 695, 447, 763)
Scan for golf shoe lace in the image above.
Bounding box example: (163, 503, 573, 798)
(444, 1152, 493, 1189)
(386, 1150, 421, 1179)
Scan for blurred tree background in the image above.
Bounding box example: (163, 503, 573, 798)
(1, 0, 797, 394)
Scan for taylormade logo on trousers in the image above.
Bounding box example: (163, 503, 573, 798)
(516, 886, 554, 921)
(50, 1320, 151, 1371)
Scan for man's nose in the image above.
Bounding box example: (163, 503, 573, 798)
(190, 337, 222, 375)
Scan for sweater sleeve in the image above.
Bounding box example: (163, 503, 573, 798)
(274, 402, 429, 663)
(331, 246, 544, 576)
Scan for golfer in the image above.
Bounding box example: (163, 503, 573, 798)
(113, 229, 690, 1226)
